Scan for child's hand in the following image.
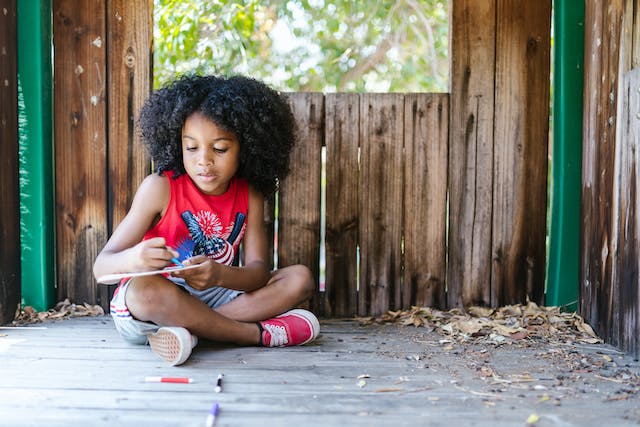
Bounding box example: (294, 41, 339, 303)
(130, 237, 177, 272)
(172, 255, 221, 290)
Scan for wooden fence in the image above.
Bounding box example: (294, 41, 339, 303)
(3, 0, 637, 356)
(45, 0, 552, 318)
(52, 0, 152, 311)
(581, 0, 640, 357)
(282, 93, 450, 317)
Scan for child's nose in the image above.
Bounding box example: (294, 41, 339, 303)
(198, 151, 214, 165)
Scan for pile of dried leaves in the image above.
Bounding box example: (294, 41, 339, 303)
(357, 300, 602, 346)
(12, 298, 104, 326)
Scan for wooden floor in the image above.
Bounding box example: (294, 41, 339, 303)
(1, 316, 639, 427)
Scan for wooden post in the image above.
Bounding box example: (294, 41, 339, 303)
(103, 0, 152, 306)
(106, 0, 152, 231)
(53, 0, 108, 305)
(617, 68, 640, 358)
(0, 0, 21, 323)
(448, 0, 497, 308)
(449, 0, 550, 308)
(491, 0, 551, 306)
(581, 0, 624, 343)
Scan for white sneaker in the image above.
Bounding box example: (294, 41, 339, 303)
(147, 327, 198, 366)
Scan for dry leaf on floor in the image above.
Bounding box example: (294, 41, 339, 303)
(12, 298, 104, 326)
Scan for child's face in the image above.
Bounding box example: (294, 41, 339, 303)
(181, 112, 240, 195)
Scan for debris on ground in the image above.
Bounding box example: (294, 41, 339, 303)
(356, 300, 601, 347)
(356, 301, 640, 409)
(11, 299, 104, 326)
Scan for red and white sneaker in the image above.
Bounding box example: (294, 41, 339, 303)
(147, 326, 198, 366)
(259, 309, 320, 347)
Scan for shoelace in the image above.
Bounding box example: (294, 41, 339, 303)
(263, 323, 289, 346)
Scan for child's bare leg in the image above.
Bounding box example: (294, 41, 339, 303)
(125, 276, 260, 345)
(215, 264, 315, 322)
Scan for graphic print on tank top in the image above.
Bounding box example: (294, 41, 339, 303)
(178, 210, 246, 266)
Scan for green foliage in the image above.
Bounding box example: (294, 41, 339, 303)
(154, 0, 448, 92)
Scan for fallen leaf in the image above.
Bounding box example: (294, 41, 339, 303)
(510, 331, 528, 340)
(526, 413, 540, 425)
(468, 306, 494, 317)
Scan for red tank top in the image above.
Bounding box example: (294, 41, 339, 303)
(143, 171, 249, 266)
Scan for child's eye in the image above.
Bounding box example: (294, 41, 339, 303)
(185, 146, 197, 152)
(214, 148, 228, 154)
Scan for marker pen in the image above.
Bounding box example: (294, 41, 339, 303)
(205, 402, 219, 427)
(171, 257, 185, 267)
(144, 376, 193, 384)
(215, 373, 223, 393)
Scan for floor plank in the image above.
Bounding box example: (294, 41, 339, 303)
(0, 316, 639, 426)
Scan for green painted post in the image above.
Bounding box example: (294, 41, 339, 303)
(17, 0, 55, 311)
(546, 0, 584, 311)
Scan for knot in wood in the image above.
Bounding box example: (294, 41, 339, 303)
(71, 111, 81, 128)
(125, 48, 135, 68)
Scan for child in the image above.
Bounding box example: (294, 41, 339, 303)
(93, 74, 320, 366)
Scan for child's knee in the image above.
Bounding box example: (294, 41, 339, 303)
(126, 279, 176, 319)
(286, 265, 315, 300)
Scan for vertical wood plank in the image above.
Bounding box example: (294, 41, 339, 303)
(53, 0, 108, 305)
(0, 0, 21, 323)
(324, 93, 359, 318)
(403, 94, 448, 309)
(448, 0, 496, 308)
(104, 0, 152, 309)
(358, 94, 404, 316)
(617, 68, 640, 359)
(581, 0, 604, 340)
(632, 0, 640, 68)
(279, 93, 323, 313)
(581, 0, 624, 343)
(106, 0, 152, 231)
(492, 0, 551, 306)
(263, 195, 276, 270)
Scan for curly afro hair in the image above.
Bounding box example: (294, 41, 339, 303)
(137, 74, 296, 196)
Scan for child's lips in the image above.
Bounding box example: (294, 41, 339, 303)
(198, 171, 216, 180)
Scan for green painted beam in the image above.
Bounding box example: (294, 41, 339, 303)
(17, 0, 55, 311)
(546, 0, 584, 311)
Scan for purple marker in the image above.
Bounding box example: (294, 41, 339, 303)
(205, 402, 219, 427)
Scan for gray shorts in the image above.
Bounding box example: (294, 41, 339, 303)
(109, 277, 241, 344)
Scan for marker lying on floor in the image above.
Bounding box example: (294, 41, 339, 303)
(144, 376, 193, 384)
(205, 402, 219, 427)
(215, 373, 223, 392)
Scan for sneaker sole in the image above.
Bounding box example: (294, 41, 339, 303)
(147, 327, 192, 366)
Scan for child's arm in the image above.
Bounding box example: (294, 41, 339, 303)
(174, 186, 271, 292)
(93, 174, 177, 279)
